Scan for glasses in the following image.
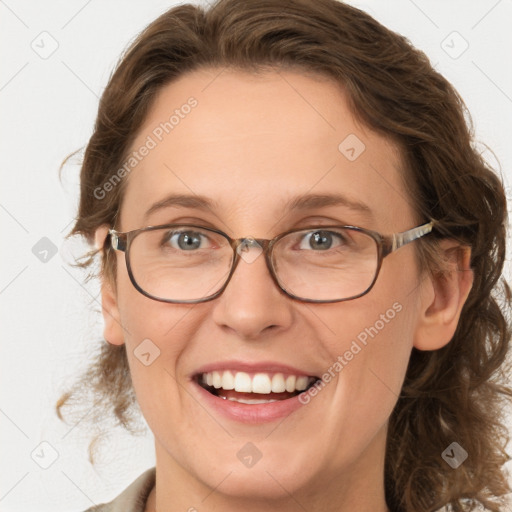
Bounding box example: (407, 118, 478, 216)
(108, 220, 435, 304)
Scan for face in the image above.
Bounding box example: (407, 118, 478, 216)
(102, 68, 433, 502)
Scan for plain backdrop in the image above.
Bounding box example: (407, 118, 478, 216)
(1, 1, 511, 510)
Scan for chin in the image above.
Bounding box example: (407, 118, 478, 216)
(189, 452, 318, 500)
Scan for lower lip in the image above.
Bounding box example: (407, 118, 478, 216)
(192, 380, 309, 423)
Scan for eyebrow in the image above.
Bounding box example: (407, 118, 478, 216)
(143, 192, 373, 222)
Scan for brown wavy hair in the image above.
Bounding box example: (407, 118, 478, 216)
(56, 0, 512, 510)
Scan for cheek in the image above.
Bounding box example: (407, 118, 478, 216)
(116, 266, 185, 344)
(114, 272, 189, 399)
(321, 249, 419, 372)
(312, 255, 419, 451)
(323, 292, 414, 400)
(306, 302, 414, 473)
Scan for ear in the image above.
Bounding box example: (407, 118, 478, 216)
(95, 225, 125, 346)
(413, 240, 473, 351)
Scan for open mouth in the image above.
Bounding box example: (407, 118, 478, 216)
(195, 371, 320, 404)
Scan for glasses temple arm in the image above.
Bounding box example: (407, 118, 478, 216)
(391, 221, 435, 252)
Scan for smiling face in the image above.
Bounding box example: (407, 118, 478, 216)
(99, 68, 437, 509)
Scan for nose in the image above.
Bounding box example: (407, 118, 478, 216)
(210, 241, 294, 340)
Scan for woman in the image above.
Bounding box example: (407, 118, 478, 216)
(57, 0, 512, 511)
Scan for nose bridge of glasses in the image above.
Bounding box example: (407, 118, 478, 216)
(231, 236, 271, 254)
(228, 237, 275, 274)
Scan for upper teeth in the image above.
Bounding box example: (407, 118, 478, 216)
(201, 371, 315, 394)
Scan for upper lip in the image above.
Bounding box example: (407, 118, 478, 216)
(192, 360, 320, 378)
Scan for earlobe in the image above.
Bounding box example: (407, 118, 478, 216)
(413, 241, 473, 351)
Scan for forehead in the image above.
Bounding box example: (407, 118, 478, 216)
(120, 68, 414, 234)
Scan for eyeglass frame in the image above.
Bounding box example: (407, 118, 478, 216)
(108, 220, 436, 304)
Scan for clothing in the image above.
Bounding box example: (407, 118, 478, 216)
(83, 467, 156, 512)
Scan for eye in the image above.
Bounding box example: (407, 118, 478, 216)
(161, 229, 212, 251)
(298, 230, 348, 251)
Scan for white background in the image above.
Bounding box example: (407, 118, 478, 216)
(1, 1, 511, 510)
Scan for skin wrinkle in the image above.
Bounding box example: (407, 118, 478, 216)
(98, 68, 472, 512)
